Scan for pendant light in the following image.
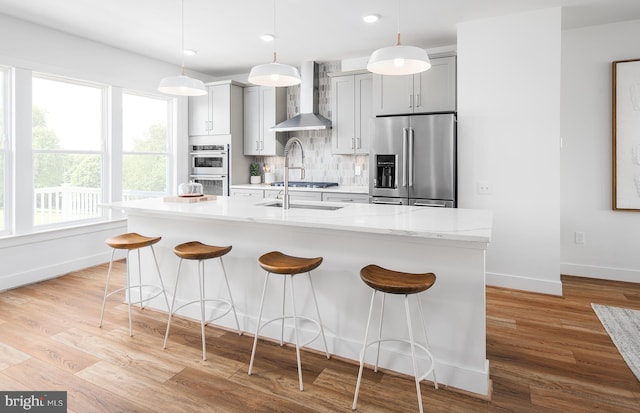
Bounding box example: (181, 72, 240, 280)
(367, 0, 431, 76)
(158, 0, 207, 96)
(248, 0, 301, 87)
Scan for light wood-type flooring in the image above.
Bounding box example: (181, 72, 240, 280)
(0, 262, 639, 412)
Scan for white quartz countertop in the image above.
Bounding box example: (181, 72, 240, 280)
(105, 196, 492, 244)
(230, 184, 368, 194)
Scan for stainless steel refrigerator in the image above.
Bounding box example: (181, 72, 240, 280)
(369, 113, 456, 207)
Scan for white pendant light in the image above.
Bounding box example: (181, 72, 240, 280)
(367, 0, 431, 76)
(248, 0, 300, 87)
(158, 0, 206, 96)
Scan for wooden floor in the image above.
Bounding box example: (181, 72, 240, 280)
(1, 263, 639, 412)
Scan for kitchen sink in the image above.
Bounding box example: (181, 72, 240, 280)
(262, 201, 344, 211)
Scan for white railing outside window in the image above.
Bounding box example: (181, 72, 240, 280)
(33, 186, 163, 225)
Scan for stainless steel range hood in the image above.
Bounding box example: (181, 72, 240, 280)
(270, 61, 332, 132)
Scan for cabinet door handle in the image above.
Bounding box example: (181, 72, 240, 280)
(357, 136, 361, 149)
(351, 137, 355, 149)
(409, 94, 413, 108)
(416, 93, 421, 107)
(255, 140, 260, 151)
(260, 140, 264, 150)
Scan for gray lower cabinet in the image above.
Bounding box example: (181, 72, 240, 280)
(322, 193, 369, 203)
(231, 188, 367, 203)
(264, 190, 322, 202)
(229, 188, 264, 198)
(373, 56, 456, 116)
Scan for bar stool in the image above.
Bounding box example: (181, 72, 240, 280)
(99, 232, 170, 336)
(248, 251, 330, 391)
(163, 241, 242, 361)
(352, 264, 438, 413)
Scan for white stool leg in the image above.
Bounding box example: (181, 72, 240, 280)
(137, 248, 144, 309)
(417, 296, 438, 389)
(307, 272, 330, 359)
(289, 274, 304, 391)
(405, 294, 424, 413)
(198, 260, 207, 361)
(374, 293, 386, 372)
(248, 271, 271, 376)
(280, 275, 286, 346)
(99, 249, 117, 328)
(149, 245, 170, 312)
(219, 257, 242, 335)
(163, 259, 183, 349)
(352, 290, 377, 410)
(126, 250, 134, 336)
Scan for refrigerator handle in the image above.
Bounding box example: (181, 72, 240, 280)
(409, 128, 414, 187)
(402, 128, 408, 187)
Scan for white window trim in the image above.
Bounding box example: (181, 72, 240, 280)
(31, 72, 109, 231)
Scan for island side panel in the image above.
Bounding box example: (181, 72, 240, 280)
(125, 211, 490, 396)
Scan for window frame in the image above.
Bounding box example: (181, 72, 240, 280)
(31, 72, 109, 229)
(121, 89, 174, 200)
(0, 66, 10, 235)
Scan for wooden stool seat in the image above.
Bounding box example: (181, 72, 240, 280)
(174, 241, 232, 261)
(360, 264, 436, 295)
(258, 251, 323, 275)
(105, 232, 161, 250)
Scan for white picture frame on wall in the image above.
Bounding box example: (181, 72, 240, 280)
(613, 58, 640, 211)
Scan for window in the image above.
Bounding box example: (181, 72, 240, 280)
(0, 67, 8, 233)
(32, 74, 106, 227)
(122, 92, 171, 200)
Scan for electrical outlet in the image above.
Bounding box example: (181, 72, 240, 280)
(355, 165, 362, 176)
(574, 231, 586, 244)
(477, 181, 492, 195)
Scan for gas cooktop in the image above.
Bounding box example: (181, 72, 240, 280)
(270, 181, 339, 189)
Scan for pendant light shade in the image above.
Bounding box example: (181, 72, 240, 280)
(158, 72, 207, 96)
(248, 54, 301, 87)
(158, 0, 206, 96)
(367, 38, 431, 76)
(248, 0, 300, 87)
(367, 1, 431, 76)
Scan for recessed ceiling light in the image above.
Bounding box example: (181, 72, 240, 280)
(260, 34, 275, 42)
(363, 14, 379, 23)
(183, 49, 197, 56)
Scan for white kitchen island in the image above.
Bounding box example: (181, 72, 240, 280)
(104, 196, 492, 396)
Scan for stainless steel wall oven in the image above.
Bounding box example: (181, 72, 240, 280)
(190, 136, 230, 196)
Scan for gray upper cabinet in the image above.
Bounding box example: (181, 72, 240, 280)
(188, 83, 232, 136)
(331, 73, 372, 155)
(373, 56, 456, 116)
(243, 86, 287, 156)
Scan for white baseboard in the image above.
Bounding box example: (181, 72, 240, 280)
(487, 271, 563, 295)
(0, 252, 112, 292)
(164, 300, 491, 397)
(561, 263, 640, 283)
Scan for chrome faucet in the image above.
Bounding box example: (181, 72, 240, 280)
(283, 137, 305, 210)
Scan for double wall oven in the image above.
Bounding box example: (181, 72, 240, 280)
(189, 135, 230, 196)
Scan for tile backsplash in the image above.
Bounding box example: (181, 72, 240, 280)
(254, 61, 369, 187)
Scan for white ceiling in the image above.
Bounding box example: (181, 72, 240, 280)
(1, 0, 640, 77)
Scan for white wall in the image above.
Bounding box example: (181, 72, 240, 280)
(0, 13, 209, 291)
(457, 8, 562, 294)
(561, 20, 640, 283)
